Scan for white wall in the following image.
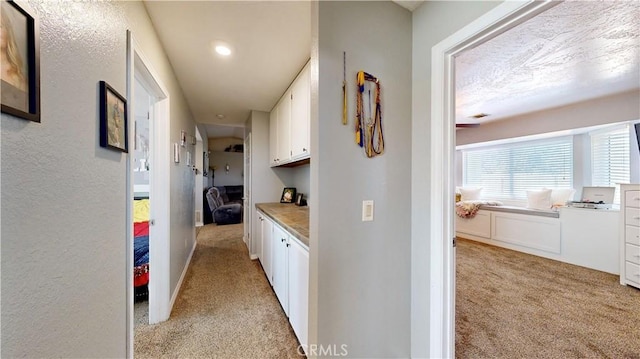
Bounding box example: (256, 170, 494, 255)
(289, 163, 310, 206)
(246, 110, 293, 256)
(312, 2, 412, 357)
(411, 1, 502, 356)
(0, 1, 196, 357)
(457, 90, 640, 146)
(210, 151, 244, 186)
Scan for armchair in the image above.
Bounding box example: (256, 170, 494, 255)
(205, 187, 242, 225)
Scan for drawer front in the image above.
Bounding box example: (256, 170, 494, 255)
(625, 243, 640, 265)
(626, 207, 640, 227)
(625, 261, 640, 286)
(627, 225, 640, 246)
(625, 190, 640, 209)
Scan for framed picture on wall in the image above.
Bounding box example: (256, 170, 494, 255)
(99, 81, 128, 152)
(280, 187, 296, 203)
(0, 0, 40, 122)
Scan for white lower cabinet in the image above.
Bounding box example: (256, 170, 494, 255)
(272, 224, 289, 314)
(257, 211, 274, 286)
(288, 237, 309, 350)
(256, 210, 309, 350)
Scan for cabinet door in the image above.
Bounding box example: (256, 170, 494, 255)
(269, 107, 279, 166)
(290, 63, 310, 160)
(288, 237, 309, 349)
(272, 224, 289, 315)
(277, 94, 291, 164)
(262, 216, 274, 286)
(255, 211, 264, 262)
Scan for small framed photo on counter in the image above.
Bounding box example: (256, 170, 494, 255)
(280, 187, 296, 203)
(295, 193, 304, 206)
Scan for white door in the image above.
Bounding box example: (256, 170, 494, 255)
(244, 133, 251, 252)
(262, 216, 274, 286)
(272, 224, 289, 315)
(288, 238, 309, 349)
(277, 94, 292, 164)
(290, 63, 310, 160)
(269, 106, 279, 166)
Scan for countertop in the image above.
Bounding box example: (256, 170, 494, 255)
(256, 203, 309, 247)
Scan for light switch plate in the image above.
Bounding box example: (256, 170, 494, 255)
(362, 200, 374, 221)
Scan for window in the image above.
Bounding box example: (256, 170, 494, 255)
(463, 137, 573, 200)
(591, 124, 630, 204)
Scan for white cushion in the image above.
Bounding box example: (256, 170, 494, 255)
(526, 189, 552, 210)
(459, 187, 483, 201)
(545, 188, 576, 207)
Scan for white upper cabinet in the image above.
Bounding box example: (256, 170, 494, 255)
(269, 107, 279, 166)
(290, 62, 310, 161)
(269, 60, 310, 167)
(276, 94, 292, 165)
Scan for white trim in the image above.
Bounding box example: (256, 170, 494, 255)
(169, 240, 197, 309)
(126, 32, 173, 346)
(428, 1, 559, 357)
(125, 32, 134, 359)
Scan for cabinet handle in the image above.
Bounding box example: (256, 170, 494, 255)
(286, 243, 290, 247)
(281, 238, 286, 242)
(303, 148, 307, 152)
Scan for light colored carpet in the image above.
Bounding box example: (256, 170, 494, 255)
(456, 237, 640, 358)
(134, 223, 302, 358)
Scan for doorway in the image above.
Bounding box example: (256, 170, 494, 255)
(427, 2, 558, 357)
(126, 31, 172, 357)
(132, 76, 152, 328)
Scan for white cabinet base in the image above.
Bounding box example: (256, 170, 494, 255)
(456, 206, 621, 274)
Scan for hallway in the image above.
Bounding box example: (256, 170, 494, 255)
(134, 223, 302, 358)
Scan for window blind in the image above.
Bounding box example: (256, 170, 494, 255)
(591, 124, 630, 204)
(463, 137, 573, 200)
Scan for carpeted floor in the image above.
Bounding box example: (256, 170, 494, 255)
(456, 237, 640, 358)
(134, 223, 302, 358)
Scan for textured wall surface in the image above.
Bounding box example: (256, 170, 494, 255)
(246, 110, 292, 256)
(314, 2, 412, 357)
(1, 1, 196, 357)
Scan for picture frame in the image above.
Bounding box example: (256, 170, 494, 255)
(0, 0, 40, 123)
(280, 187, 297, 203)
(99, 81, 128, 152)
(295, 193, 303, 206)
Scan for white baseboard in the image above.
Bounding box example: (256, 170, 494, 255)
(169, 239, 197, 312)
(195, 222, 204, 227)
(250, 254, 258, 260)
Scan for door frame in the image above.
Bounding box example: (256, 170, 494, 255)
(126, 31, 172, 357)
(427, 1, 559, 357)
(244, 132, 255, 258)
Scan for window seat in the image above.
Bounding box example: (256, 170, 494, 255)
(478, 204, 559, 218)
(456, 205, 620, 274)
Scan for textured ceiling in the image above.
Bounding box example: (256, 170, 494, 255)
(455, 1, 640, 124)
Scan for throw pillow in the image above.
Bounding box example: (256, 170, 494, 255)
(459, 187, 483, 201)
(526, 189, 552, 210)
(545, 188, 576, 207)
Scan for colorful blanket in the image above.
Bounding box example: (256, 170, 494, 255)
(455, 200, 503, 218)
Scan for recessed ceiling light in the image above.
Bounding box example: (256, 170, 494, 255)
(215, 45, 231, 56)
(216, 114, 225, 119)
